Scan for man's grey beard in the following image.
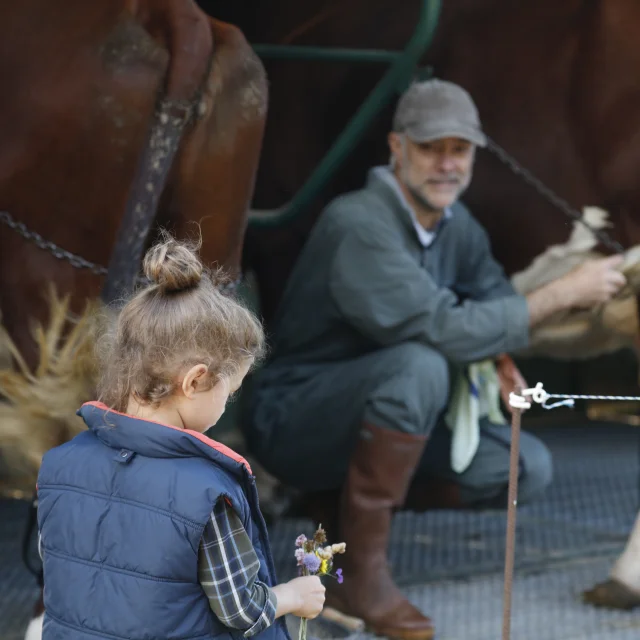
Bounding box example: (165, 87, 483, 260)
(401, 168, 472, 213)
(406, 180, 441, 213)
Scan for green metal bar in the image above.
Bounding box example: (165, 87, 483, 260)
(251, 44, 402, 64)
(249, 0, 442, 228)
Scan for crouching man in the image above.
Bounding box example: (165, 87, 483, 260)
(244, 79, 626, 640)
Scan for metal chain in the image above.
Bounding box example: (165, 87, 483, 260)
(0, 209, 241, 294)
(1, 210, 108, 276)
(485, 137, 625, 255)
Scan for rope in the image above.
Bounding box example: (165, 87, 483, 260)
(509, 382, 640, 411)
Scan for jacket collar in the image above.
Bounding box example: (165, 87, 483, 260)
(78, 402, 252, 477)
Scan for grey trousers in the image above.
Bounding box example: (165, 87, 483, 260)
(248, 342, 553, 506)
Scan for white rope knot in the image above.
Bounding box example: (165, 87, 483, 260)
(509, 382, 555, 410)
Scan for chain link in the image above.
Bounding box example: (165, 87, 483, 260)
(1, 210, 108, 276)
(485, 137, 625, 255)
(0, 210, 241, 294)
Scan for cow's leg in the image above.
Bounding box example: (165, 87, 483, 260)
(583, 512, 640, 609)
(611, 515, 640, 592)
(24, 588, 44, 640)
(23, 613, 43, 640)
(582, 297, 640, 609)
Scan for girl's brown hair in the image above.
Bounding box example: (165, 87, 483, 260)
(97, 233, 265, 412)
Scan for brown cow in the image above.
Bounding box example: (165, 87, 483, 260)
(0, 2, 267, 635)
(1, 0, 266, 365)
(0, 0, 267, 473)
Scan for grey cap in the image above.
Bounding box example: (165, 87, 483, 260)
(392, 79, 487, 147)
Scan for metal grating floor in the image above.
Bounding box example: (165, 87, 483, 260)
(269, 422, 640, 585)
(2, 421, 640, 639)
(289, 556, 640, 640)
(0, 498, 41, 640)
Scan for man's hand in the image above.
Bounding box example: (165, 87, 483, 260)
(496, 354, 528, 414)
(562, 255, 627, 309)
(526, 254, 626, 328)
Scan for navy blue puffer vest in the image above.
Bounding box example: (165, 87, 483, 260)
(37, 402, 291, 640)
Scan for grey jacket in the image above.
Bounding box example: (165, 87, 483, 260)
(260, 167, 530, 378)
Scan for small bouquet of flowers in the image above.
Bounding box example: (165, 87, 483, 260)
(294, 525, 346, 640)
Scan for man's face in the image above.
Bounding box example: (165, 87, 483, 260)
(389, 133, 476, 211)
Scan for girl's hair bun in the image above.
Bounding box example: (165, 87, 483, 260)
(143, 234, 203, 293)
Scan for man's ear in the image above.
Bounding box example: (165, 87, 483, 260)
(181, 364, 209, 399)
(388, 132, 403, 169)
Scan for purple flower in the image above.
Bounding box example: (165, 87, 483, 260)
(295, 549, 305, 566)
(302, 553, 321, 573)
(335, 568, 344, 584)
(295, 534, 307, 548)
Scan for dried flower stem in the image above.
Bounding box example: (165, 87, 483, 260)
(299, 566, 310, 640)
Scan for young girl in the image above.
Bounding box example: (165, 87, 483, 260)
(35, 235, 325, 640)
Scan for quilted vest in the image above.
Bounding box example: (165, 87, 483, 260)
(37, 402, 291, 640)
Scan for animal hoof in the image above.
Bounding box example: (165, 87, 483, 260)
(582, 578, 640, 610)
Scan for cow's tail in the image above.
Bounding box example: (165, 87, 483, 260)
(0, 286, 102, 493)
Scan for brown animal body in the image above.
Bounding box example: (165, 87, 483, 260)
(0, 3, 269, 637)
(0, 0, 267, 368)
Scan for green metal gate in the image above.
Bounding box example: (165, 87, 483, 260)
(249, 0, 442, 227)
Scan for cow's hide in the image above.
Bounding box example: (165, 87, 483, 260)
(510, 207, 640, 360)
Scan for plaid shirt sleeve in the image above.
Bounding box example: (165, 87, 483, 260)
(198, 497, 277, 637)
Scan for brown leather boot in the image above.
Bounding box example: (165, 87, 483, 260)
(403, 477, 464, 511)
(326, 423, 435, 640)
